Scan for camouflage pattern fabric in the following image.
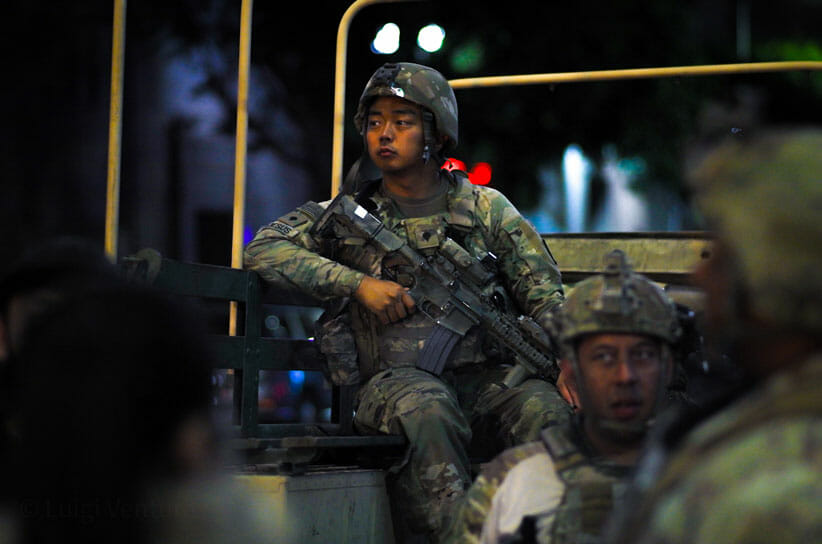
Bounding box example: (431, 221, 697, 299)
(354, 62, 459, 148)
(245, 171, 567, 541)
(469, 375, 572, 457)
(314, 311, 360, 386)
(600, 129, 822, 544)
(532, 425, 632, 544)
(354, 367, 472, 538)
(443, 441, 547, 543)
(687, 129, 822, 333)
(245, 172, 564, 342)
(551, 250, 681, 354)
(245, 202, 367, 301)
(444, 418, 632, 544)
(354, 366, 572, 541)
(605, 353, 822, 544)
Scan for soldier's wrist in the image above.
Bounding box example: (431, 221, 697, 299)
(337, 269, 367, 298)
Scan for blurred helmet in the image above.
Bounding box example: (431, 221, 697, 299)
(688, 128, 822, 333)
(354, 62, 458, 150)
(555, 250, 681, 356)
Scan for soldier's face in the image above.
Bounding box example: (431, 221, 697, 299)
(574, 333, 670, 426)
(365, 96, 427, 175)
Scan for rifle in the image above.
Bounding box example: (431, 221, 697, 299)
(313, 194, 558, 388)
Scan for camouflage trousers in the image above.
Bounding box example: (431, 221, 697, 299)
(354, 365, 572, 543)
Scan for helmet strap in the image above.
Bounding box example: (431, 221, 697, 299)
(421, 110, 436, 164)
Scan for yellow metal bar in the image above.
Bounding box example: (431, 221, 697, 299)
(230, 0, 254, 336)
(448, 61, 822, 89)
(542, 233, 712, 281)
(331, 0, 419, 198)
(330, 7, 819, 199)
(104, 0, 127, 262)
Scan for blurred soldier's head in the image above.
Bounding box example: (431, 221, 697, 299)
(0, 237, 120, 360)
(688, 128, 822, 376)
(554, 250, 681, 448)
(5, 284, 217, 543)
(0, 238, 124, 467)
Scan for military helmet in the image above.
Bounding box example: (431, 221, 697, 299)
(689, 128, 822, 333)
(555, 250, 681, 355)
(354, 62, 458, 149)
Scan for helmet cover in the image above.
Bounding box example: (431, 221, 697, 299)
(555, 250, 681, 356)
(354, 62, 458, 149)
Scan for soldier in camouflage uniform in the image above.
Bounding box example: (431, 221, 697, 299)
(444, 249, 682, 544)
(604, 129, 822, 544)
(244, 62, 571, 542)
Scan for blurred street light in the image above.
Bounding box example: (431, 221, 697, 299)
(417, 24, 445, 53)
(372, 23, 400, 54)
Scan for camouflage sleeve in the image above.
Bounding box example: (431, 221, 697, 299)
(634, 417, 822, 544)
(244, 202, 365, 301)
(475, 187, 564, 328)
(442, 443, 547, 544)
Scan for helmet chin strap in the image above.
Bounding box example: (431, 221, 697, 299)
(421, 110, 435, 164)
(594, 418, 651, 445)
(575, 374, 651, 447)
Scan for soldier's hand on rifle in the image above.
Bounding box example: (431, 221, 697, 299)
(355, 275, 416, 325)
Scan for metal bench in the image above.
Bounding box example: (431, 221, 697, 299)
(121, 248, 405, 470)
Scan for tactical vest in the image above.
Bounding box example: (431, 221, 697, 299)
(528, 422, 633, 544)
(343, 174, 510, 380)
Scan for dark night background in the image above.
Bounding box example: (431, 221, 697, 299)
(2, 0, 820, 272)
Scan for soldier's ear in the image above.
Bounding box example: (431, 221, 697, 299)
(558, 358, 582, 411)
(559, 358, 574, 380)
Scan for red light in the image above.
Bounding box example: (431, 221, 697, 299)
(469, 162, 492, 185)
(442, 158, 493, 185)
(442, 157, 467, 171)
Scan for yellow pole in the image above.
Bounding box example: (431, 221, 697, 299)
(329, 3, 818, 199)
(230, 0, 253, 336)
(331, 0, 418, 198)
(105, 0, 127, 262)
(448, 61, 822, 89)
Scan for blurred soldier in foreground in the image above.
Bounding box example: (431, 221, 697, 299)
(0, 237, 120, 362)
(246, 62, 570, 542)
(605, 128, 822, 543)
(444, 250, 682, 543)
(0, 241, 276, 543)
(0, 238, 124, 461)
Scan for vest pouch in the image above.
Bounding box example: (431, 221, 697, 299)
(315, 310, 360, 386)
(403, 217, 445, 250)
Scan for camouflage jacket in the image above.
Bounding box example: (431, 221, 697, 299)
(605, 352, 822, 544)
(245, 172, 564, 382)
(444, 417, 632, 544)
